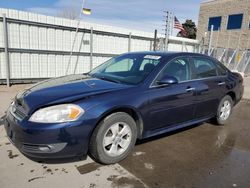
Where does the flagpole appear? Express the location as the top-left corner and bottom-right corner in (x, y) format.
(66, 0), (86, 75)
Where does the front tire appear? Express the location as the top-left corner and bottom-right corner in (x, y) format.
(215, 95), (233, 125)
(89, 112), (137, 164)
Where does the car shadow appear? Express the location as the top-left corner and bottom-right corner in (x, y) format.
(24, 154), (88, 164)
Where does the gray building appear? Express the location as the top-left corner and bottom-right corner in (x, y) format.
(197, 0), (250, 50)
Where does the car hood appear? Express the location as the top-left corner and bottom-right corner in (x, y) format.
(15, 74), (131, 114)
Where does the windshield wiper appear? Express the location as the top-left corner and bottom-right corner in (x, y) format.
(83, 73), (91, 77)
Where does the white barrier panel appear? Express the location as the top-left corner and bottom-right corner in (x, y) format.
(0, 8), (199, 82)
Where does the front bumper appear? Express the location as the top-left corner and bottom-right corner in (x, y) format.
(4, 109), (94, 159)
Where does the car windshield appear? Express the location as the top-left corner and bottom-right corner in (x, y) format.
(89, 54), (162, 85)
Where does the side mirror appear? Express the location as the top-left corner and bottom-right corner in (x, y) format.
(157, 76), (178, 86)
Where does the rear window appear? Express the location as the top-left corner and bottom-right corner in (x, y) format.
(192, 57), (218, 78)
(215, 62), (228, 76)
(139, 59), (160, 71)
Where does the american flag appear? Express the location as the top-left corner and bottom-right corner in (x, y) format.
(174, 17), (185, 32)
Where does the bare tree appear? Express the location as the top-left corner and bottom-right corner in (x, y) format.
(58, 6), (79, 20)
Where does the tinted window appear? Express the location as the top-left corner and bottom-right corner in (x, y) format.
(192, 58), (217, 78)
(208, 16), (222, 31)
(105, 59), (134, 72)
(157, 58), (190, 82)
(227, 14), (243, 30)
(215, 62), (228, 76)
(139, 59), (160, 71)
(90, 54), (162, 85)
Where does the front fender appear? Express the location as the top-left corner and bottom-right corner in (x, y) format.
(84, 103), (145, 139)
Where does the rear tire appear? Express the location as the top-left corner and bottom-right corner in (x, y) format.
(215, 95), (233, 125)
(89, 112), (137, 164)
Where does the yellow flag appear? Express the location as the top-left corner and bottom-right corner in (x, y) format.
(82, 8), (91, 15)
(236, 53), (241, 63)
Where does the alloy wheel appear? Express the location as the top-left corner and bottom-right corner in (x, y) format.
(102, 122), (132, 157)
(219, 100), (231, 121)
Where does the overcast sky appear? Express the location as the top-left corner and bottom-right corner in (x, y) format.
(0, 0), (203, 33)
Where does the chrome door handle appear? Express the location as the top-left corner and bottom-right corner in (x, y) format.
(218, 82), (225, 86)
(186, 87), (195, 92)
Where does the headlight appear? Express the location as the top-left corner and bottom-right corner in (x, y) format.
(29, 104), (84, 123)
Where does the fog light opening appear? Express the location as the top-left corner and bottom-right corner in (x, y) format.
(38, 146), (51, 152)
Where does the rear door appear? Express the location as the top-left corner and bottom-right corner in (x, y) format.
(190, 56), (226, 118)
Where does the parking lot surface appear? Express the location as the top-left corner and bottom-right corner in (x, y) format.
(0, 77), (250, 188)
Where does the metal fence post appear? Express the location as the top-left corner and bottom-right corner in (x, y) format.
(227, 50), (237, 68)
(208, 25), (214, 56)
(128, 32), (131, 52)
(73, 32), (85, 74)
(181, 41), (184, 52)
(3, 14), (10, 87)
(153, 29), (157, 51)
(243, 56), (250, 75)
(90, 27), (93, 71)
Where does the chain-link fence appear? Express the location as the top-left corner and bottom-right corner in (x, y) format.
(202, 46), (250, 76)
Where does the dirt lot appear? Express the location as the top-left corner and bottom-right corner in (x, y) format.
(0, 78), (250, 188)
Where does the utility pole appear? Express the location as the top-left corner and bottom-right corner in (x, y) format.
(153, 30), (157, 51)
(163, 11), (173, 51)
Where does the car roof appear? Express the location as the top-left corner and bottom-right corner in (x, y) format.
(125, 51), (207, 58)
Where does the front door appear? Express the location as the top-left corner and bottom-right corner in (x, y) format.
(148, 57), (197, 130)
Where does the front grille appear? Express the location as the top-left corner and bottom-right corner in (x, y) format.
(15, 107), (26, 119)
(10, 101), (28, 120)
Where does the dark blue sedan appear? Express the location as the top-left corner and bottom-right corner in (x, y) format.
(4, 52), (244, 164)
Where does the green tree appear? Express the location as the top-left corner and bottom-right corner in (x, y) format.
(177, 19), (197, 39)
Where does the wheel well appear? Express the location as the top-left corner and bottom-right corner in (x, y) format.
(99, 108), (144, 139)
(227, 91), (236, 104)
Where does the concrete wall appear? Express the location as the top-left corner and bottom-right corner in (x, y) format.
(197, 0), (250, 50)
(167, 36), (200, 52)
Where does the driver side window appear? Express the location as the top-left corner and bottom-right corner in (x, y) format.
(156, 58), (191, 83)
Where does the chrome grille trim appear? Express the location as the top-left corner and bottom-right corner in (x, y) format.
(9, 101), (28, 120)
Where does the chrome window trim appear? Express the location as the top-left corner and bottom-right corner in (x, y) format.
(149, 56), (191, 88)
(149, 55), (228, 89)
(150, 75), (227, 89)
